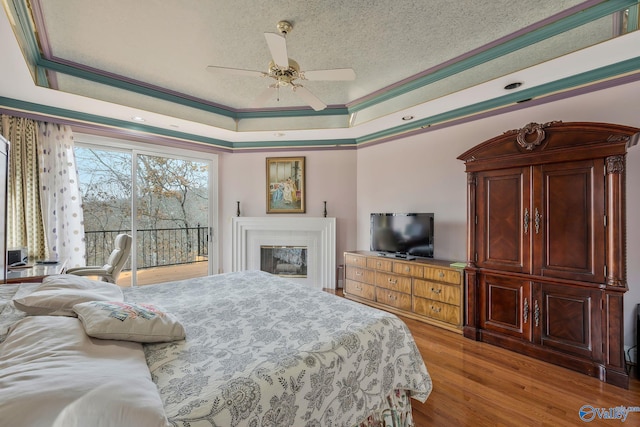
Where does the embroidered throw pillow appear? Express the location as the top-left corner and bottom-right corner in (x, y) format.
(73, 301), (186, 343)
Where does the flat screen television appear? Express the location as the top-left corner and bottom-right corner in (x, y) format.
(370, 213), (434, 259)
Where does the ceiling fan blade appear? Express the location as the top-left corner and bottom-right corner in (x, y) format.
(207, 66), (266, 78)
(264, 33), (289, 68)
(251, 85), (277, 108)
(302, 68), (356, 81)
(293, 86), (326, 111)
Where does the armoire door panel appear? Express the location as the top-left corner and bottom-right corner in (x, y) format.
(476, 168), (531, 273)
(537, 160), (605, 283)
(535, 282), (601, 361)
(480, 274), (532, 340)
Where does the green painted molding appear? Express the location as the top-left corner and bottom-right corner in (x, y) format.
(11, 0), (637, 122)
(2, 54), (639, 151)
(355, 56), (640, 146)
(349, 0), (639, 113)
(0, 96), (234, 149)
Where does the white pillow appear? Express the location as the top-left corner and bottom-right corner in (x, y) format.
(0, 316), (168, 427)
(73, 301), (186, 343)
(12, 275), (123, 316)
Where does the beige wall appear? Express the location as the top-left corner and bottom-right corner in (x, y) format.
(354, 79), (640, 350)
(218, 149), (357, 275)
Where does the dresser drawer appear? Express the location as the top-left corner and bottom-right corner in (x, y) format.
(423, 267), (462, 285)
(413, 279), (461, 305)
(413, 297), (461, 325)
(376, 288), (412, 311)
(367, 257), (393, 272)
(345, 253), (367, 268)
(345, 280), (375, 301)
(345, 266), (375, 285)
(393, 261), (423, 278)
(375, 272), (411, 294)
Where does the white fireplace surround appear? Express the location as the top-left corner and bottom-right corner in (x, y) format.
(232, 217), (336, 290)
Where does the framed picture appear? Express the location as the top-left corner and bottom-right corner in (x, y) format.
(266, 156), (305, 213)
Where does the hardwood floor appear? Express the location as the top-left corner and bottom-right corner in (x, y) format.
(402, 315), (640, 426)
(325, 288), (640, 426)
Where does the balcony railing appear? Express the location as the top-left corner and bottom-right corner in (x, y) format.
(84, 226), (208, 270)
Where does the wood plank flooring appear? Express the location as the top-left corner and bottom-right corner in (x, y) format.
(401, 315), (640, 426)
(325, 288), (640, 426)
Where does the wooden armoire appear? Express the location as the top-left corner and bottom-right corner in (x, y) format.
(458, 121), (639, 388)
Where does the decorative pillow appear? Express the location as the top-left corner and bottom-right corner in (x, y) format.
(73, 301), (186, 343)
(12, 275), (123, 316)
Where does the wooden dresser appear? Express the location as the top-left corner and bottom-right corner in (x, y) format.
(343, 251), (463, 333)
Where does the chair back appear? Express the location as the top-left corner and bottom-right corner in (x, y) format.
(102, 234), (132, 279)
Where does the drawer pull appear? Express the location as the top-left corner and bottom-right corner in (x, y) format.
(388, 294), (397, 300)
(387, 278), (398, 285)
(430, 305), (442, 313)
(355, 285), (362, 291)
(404, 266), (410, 273)
(438, 271), (445, 278)
(377, 262), (382, 267)
(355, 271), (363, 276)
(430, 287), (442, 294)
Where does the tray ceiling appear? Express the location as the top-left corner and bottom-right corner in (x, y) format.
(1, 0), (639, 148)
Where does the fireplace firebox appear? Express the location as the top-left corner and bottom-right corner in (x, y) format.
(260, 245), (307, 278)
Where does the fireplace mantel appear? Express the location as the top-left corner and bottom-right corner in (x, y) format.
(231, 217), (336, 289)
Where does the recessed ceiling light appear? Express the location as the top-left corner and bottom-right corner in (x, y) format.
(131, 116), (145, 122)
(402, 115), (414, 121)
(504, 82), (523, 90)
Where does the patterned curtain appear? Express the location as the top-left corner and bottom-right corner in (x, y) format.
(37, 122), (86, 267)
(0, 115), (46, 260)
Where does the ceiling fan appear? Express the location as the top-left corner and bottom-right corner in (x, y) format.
(206, 20), (356, 111)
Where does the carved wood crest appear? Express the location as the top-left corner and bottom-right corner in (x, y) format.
(505, 121), (560, 151)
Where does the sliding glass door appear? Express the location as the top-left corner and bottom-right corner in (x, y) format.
(74, 137), (217, 286)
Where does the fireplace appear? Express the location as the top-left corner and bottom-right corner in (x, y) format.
(261, 245), (308, 278)
(232, 217), (336, 289)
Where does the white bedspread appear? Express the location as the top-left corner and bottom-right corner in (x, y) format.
(123, 270), (432, 426)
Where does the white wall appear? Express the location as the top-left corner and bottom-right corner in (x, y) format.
(218, 149), (357, 275)
(354, 79), (640, 350)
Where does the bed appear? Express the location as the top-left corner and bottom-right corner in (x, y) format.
(0, 270), (432, 426)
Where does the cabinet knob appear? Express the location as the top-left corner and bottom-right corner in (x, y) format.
(377, 262), (382, 267)
(404, 266), (410, 273)
(438, 271), (445, 278)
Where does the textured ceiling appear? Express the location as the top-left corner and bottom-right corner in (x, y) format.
(1, 0), (639, 147)
(36, 0), (585, 109)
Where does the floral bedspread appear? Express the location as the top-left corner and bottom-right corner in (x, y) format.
(123, 270), (432, 427)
